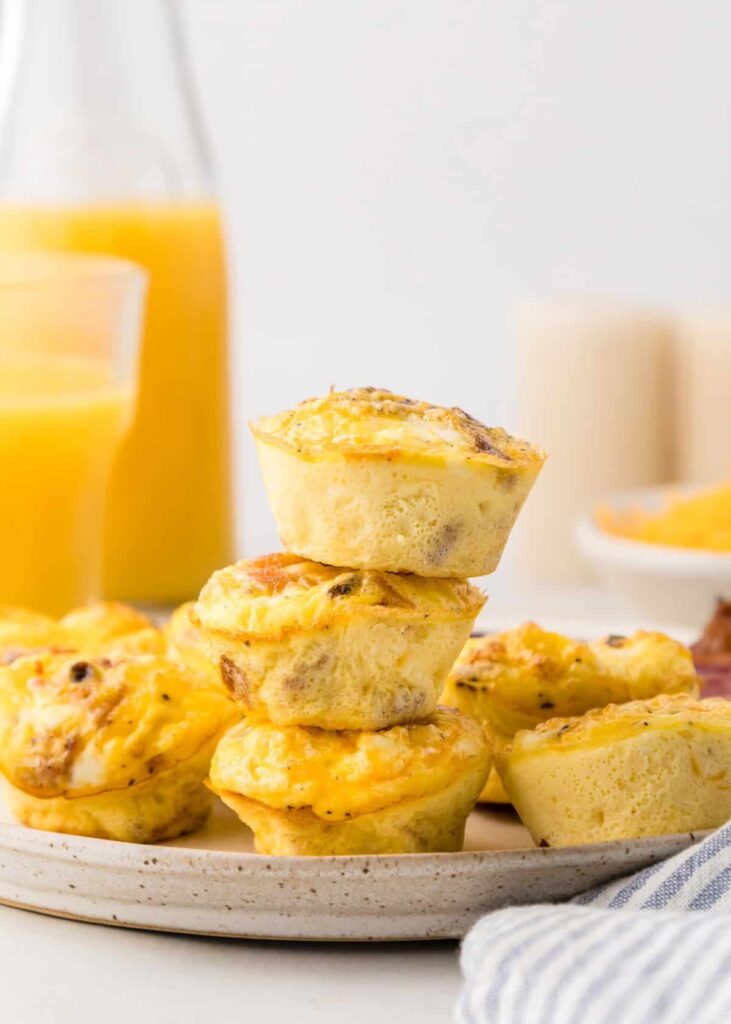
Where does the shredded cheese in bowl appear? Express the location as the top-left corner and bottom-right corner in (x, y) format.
(597, 481), (731, 553)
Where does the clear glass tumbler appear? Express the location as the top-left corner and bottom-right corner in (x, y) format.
(0, 253), (145, 615)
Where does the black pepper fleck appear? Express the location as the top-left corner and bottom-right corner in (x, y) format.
(69, 661), (93, 683)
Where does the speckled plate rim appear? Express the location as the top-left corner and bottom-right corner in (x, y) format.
(0, 814), (706, 942)
(0, 814), (706, 870)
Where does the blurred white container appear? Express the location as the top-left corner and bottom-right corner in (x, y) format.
(675, 311), (731, 484)
(515, 300), (675, 583)
(577, 486), (731, 629)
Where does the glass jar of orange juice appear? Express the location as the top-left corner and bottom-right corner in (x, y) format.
(0, 0), (234, 605)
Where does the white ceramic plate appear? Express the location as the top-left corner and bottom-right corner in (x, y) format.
(0, 791), (704, 941)
(0, 613), (706, 942)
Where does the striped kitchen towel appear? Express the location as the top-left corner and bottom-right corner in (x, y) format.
(457, 820), (731, 1024)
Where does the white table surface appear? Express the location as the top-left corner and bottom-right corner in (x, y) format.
(0, 583), (668, 1024)
(0, 903), (461, 1023)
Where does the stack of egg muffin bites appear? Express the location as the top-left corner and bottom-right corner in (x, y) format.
(3, 389), (730, 855)
(197, 387), (547, 855)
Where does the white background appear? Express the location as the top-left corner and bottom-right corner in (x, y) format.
(184, 0), (731, 561)
(1, 10), (724, 1017)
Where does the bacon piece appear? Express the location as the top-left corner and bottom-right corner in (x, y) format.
(692, 598), (731, 698)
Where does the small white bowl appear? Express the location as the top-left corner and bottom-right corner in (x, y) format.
(576, 486), (731, 629)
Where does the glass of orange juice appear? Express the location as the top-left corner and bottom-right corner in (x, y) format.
(0, 253), (145, 615)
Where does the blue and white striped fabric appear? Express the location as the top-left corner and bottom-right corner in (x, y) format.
(457, 821), (731, 1024)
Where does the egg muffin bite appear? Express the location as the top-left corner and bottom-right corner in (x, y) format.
(0, 651), (236, 842)
(442, 624), (700, 803)
(165, 602), (227, 692)
(0, 601), (164, 665)
(252, 388), (545, 578)
(59, 601), (165, 656)
(208, 707), (491, 855)
(0, 607), (58, 664)
(495, 694), (731, 848)
(194, 552), (484, 731)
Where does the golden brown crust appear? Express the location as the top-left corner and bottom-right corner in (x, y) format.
(2, 741), (217, 844)
(442, 624), (699, 737)
(195, 553), (484, 642)
(502, 693), (731, 758)
(252, 387), (546, 469)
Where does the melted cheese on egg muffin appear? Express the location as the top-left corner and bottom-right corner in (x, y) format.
(0, 651), (236, 799)
(253, 387), (543, 468)
(508, 692), (730, 756)
(495, 694), (731, 847)
(196, 552), (483, 640)
(443, 623), (699, 805)
(443, 623), (699, 739)
(210, 707), (489, 822)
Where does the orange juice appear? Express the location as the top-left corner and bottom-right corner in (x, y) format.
(0, 355), (132, 615)
(0, 202), (233, 604)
